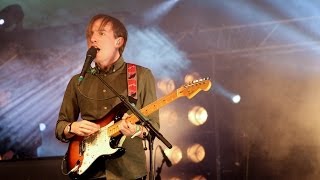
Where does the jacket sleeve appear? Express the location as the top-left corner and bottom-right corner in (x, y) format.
(55, 76), (80, 142)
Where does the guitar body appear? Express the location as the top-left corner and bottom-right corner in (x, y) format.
(66, 103), (128, 179)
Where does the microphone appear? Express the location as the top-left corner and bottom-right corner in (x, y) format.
(78, 46), (98, 85)
(159, 146), (172, 167)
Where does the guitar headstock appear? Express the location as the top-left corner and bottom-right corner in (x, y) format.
(177, 77), (212, 99)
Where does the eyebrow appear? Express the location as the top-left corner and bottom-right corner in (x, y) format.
(98, 28), (111, 32)
(91, 29), (106, 33)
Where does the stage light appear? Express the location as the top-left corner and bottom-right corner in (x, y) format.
(192, 175), (207, 180)
(213, 82), (241, 104)
(0, 4), (24, 31)
(157, 78), (175, 94)
(187, 143), (206, 163)
(39, 123), (46, 132)
(160, 109), (178, 127)
(232, 94), (241, 103)
(169, 177), (181, 180)
(166, 145), (183, 165)
(188, 106), (208, 126)
(184, 72), (201, 83)
(143, 0), (180, 25)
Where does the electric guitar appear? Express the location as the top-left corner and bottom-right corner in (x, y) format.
(65, 78), (212, 179)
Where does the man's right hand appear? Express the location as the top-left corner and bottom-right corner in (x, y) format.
(66, 120), (100, 137)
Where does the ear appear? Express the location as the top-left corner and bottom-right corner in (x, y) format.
(115, 37), (124, 48)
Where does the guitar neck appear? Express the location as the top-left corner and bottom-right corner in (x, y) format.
(108, 89), (180, 137)
(107, 78), (212, 137)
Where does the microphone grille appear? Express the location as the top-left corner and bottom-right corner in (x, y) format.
(87, 46), (98, 58)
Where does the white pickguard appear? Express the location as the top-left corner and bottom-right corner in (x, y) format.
(77, 121), (126, 175)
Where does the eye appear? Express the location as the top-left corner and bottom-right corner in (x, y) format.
(98, 31), (105, 36)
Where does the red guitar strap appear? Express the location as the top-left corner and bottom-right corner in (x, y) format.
(127, 63), (138, 105)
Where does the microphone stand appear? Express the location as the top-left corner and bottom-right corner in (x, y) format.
(155, 159), (165, 180)
(94, 74), (172, 180)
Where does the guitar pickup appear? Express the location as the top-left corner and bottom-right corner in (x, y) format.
(79, 140), (86, 156)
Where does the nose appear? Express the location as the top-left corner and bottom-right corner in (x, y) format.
(90, 33), (97, 44)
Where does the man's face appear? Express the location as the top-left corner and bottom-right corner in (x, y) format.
(88, 19), (119, 68)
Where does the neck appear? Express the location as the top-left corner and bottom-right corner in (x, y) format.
(99, 53), (121, 71)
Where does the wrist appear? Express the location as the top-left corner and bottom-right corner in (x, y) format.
(135, 124), (141, 133)
(131, 124), (142, 138)
(68, 122), (75, 134)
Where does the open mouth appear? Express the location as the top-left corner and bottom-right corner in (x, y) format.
(92, 45), (100, 52)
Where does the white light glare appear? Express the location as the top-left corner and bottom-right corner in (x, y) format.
(143, 0), (180, 24)
(39, 123), (46, 131)
(0, 19), (4, 25)
(232, 95), (241, 103)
